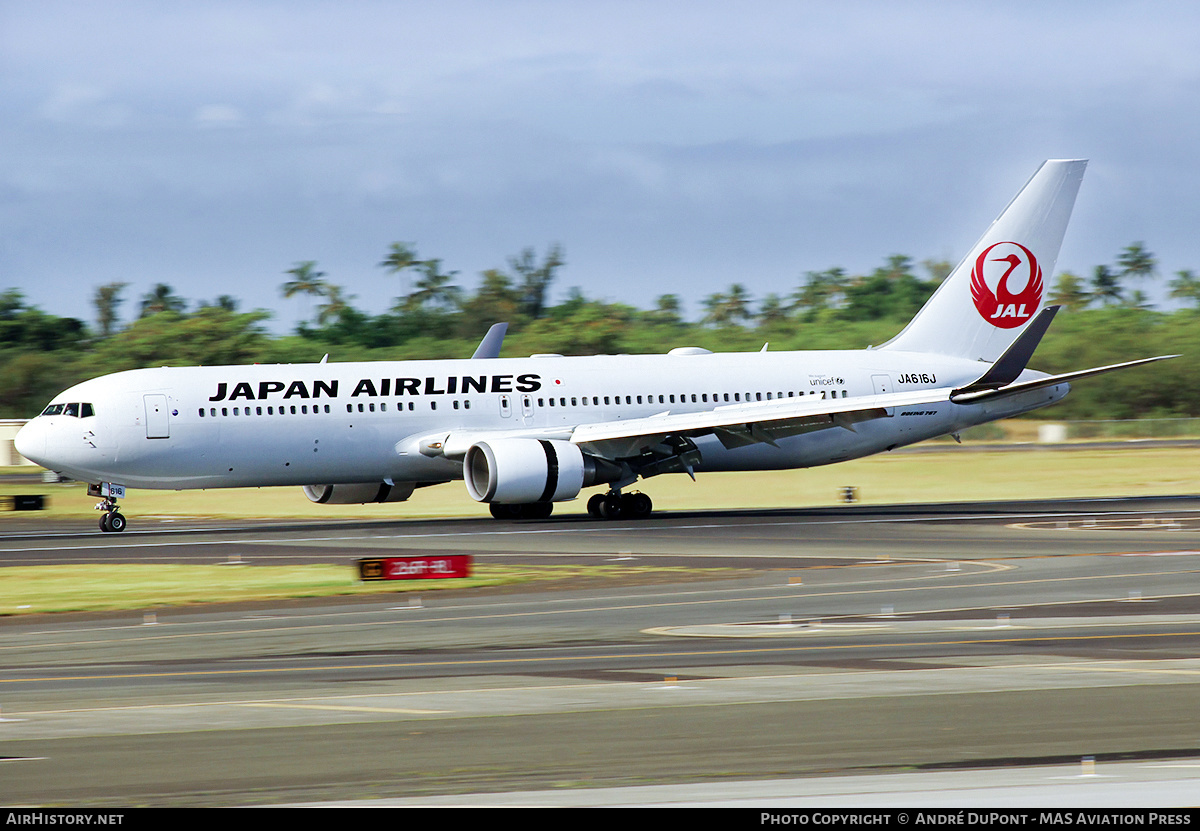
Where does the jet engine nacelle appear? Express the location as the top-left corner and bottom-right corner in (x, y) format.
(464, 438), (589, 504)
(303, 482), (416, 504)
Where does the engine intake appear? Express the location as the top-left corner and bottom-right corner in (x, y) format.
(303, 482), (416, 504)
(465, 438), (597, 504)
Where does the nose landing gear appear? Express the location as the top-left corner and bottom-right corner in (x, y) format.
(99, 506), (126, 533)
(88, 483), (128, 533)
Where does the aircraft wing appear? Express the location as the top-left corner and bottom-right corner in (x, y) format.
(427, 387), (957, 461)
(567, 387), (957, 458)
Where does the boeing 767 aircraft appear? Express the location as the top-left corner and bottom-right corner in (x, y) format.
(15, 160), (1172, 531)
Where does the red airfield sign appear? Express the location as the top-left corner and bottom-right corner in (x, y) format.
(358, 555), (472, 581)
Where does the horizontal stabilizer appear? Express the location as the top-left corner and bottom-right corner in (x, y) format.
(951, 355), (1179, 404)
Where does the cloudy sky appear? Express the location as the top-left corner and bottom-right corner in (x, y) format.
(2, 0), (1198, 331)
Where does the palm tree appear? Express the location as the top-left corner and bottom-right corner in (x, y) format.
(1048, 271), (1089, 310)
(702, 284), (753, 327)
(647, 294), (684, 326)
(281, 261), (329, 325)
(792, 267), (847, 315)
(139, 283), (186, 318)
(316, 283), (354, 326)
(1169, 269), (1200, 308)
(93, 282), (128, 337)
(1117, 242), (1156, 283)
(404, 259), (461, 313)
(508, 244), (565, 319)
(1090, 265), (1123, 306)
(378, 242), (423, 300)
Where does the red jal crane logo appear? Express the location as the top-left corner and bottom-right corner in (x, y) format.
(970, 241), (1043, 329)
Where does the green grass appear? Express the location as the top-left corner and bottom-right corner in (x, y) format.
(0, 563), (727, 615)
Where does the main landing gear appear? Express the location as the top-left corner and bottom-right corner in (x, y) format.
(88, 483), (127, 533)
(587, 490), (653, 520)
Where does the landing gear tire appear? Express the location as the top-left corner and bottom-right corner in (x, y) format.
(524, 502), (553, 520)
(589, 491), (653, 520)
(489, 502), (520, 520)
(598, 493), (623, 520)
(100, 511), (126, 533)
(587, 494), (605, 518)
(623, 492), (653, 519)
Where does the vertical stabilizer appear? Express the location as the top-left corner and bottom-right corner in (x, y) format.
(882, 159), (1086, 362)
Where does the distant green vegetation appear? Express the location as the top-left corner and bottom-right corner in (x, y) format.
(3, 241), (1197, 419)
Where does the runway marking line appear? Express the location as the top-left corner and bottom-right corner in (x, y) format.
(1057, 664), (1200, 677)
(240, 702), (447, 714)
(5, 630), (1200, 685)
(7, 657), (1200, 720)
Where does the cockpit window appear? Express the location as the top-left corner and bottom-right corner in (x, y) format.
(40, 402), (94, 417)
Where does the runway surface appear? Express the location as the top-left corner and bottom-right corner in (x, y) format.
(3, 496), (1200, 806)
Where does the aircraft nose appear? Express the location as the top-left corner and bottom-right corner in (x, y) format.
(14, 419), (46, 466)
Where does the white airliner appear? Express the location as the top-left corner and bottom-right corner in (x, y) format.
(15, 160), (1172, 531)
